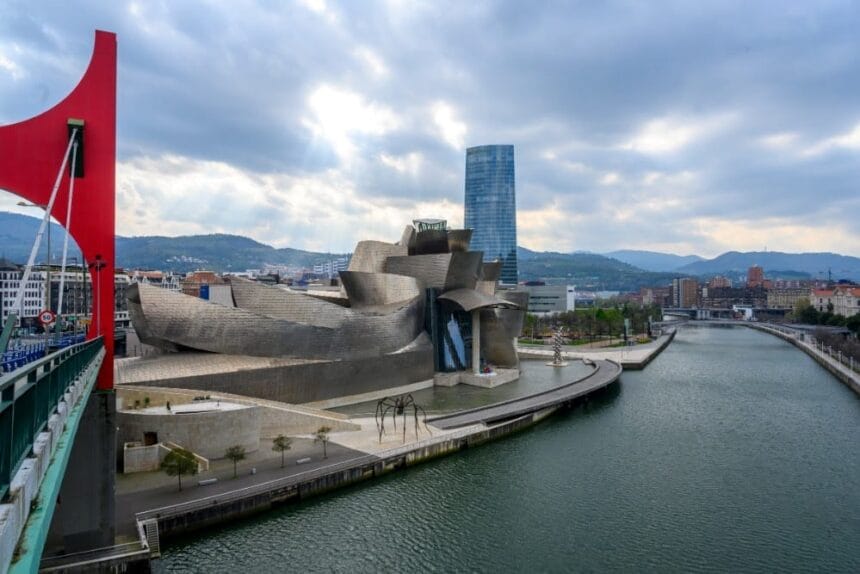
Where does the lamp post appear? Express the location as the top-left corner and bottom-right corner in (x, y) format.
(89, 255), (105, 337)
(16, 201), (51, 315)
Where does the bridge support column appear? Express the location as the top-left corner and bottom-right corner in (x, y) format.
(45, 391), (116, 554)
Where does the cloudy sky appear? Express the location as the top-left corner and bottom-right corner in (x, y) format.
(1, 0), (859, 257)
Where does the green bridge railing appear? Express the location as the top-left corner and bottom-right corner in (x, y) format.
(0, 337), (103, 501)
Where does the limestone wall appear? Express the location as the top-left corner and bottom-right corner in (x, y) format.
(118, 386), (360, 436)
(117, 405), (261, 460)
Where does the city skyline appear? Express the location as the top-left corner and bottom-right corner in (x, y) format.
(1, 1), (859, 257)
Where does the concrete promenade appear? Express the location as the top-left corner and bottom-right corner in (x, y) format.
(517, 329), (676, 369)
(430, 359), (622, 429)
(123, 358), (623, 546)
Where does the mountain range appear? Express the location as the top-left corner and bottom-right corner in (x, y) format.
(1, 211), (858, 287)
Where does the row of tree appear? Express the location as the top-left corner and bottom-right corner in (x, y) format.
(522, 303), (662, 343)
(792, 298), (860, 335)
(160, 426), (332, 491)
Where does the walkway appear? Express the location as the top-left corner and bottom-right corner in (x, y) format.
(429, 359), (622, 429)
(517, 330), (674, 369)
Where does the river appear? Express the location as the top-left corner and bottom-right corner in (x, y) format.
(161, 325), (860, 573)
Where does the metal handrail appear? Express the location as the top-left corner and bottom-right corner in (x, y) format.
(0, 337), (103, 500)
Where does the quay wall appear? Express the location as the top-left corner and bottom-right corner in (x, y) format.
(139, 396), (612, 541)
(619, 328), (676, 370)
(744, 323), (860, 396)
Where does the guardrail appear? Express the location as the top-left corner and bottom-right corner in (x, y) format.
(0, 337), (103, 500)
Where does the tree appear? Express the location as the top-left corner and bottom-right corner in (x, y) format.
(272, 434), (292, 468)
(225, 445), (246, 478)
(314, 426), (332, 459)
(160, 448), (198, 492)
(846, 314), (860, 336)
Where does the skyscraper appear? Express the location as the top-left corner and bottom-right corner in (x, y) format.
(464, 144), (518, 284)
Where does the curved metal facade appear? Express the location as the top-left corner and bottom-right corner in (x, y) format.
(125, 219), (530, 400)
(128, 283), (424, 360)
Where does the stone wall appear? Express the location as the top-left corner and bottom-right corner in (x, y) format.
(117, 386), (360, 436)
(117, 405), (261, 460)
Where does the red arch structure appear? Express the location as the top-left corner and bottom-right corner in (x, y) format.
(0, 31), (116, 390)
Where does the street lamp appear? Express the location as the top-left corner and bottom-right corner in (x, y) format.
(17, 201), (52, 314)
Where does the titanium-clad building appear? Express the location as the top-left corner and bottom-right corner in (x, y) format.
(464, 145), (518, 285)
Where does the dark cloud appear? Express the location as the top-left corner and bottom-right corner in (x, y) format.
(1, 0), (858, 255)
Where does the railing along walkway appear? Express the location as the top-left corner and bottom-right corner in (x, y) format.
(0, 338), (103, 499)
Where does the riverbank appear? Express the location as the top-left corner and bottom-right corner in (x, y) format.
(741, 322), (860, 396)
(159, 326), (860, 573)
(517, 329), (676, 369)
(132, 359), (621, 550)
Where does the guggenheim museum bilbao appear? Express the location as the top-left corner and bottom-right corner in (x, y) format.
(118, 219), (528, 404)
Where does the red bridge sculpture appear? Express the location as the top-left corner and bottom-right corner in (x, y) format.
(0, 30), (116, 390)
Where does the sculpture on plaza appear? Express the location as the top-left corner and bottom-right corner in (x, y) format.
(549, 326), (568, 367)
(375, 393), (431, 444)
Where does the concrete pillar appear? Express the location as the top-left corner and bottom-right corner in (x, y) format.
(471, 309), (481, 374)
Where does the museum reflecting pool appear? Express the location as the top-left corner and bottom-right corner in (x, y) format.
(332, 359), (595, 416)
(161, 326), (860, 573)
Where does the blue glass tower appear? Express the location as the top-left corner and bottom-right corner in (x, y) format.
(464, 145), (518, 284)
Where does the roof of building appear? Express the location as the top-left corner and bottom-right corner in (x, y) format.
(437, 288), (521, 312)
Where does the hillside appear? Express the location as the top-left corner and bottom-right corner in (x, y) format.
(517, 247), (677, 291)
(115, 234), (346, 272)
(604, 249), (703, 272)
(3, 211), (858, 285)
(0, 212), (345, 272)
(677, 251), (860, 281)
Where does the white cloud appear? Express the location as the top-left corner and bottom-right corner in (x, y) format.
(379, 152), (423, 175)
(622, 114), (736, 155)
(302, 85), (400, 162)
(0, 48), (24, 80)
(353, 46), (388, 78)
(802, 122), (860, 156)
(432, 102), (467, 150)
(114, 153), (461, 252)
(757, 132), (799, 150)
(599, 172), (621, 186)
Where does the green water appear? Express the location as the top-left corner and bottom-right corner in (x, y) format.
(161, 326), (860, 573)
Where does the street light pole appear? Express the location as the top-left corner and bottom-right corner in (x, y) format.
(17, 200), (51, 315)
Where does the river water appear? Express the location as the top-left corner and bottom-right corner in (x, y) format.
(161, 326), (860, 573)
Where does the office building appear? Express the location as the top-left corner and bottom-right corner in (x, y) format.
(672, 277), (699, 308)
(464, 145), (518, 284)
(521, 282), (575, 315)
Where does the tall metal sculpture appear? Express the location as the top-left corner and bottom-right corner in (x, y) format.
(549, 325), (568, 367)
(375, 394), (431, 443)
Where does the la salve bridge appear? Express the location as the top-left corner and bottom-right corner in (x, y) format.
(0, 31), (122, 573)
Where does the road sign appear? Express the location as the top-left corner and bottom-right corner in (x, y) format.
(38, 310), (56, 326)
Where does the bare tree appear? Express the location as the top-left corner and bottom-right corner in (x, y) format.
(314, 426), (332, 459)
(272, 434), (292, 468)
(225, 445), (246, 478)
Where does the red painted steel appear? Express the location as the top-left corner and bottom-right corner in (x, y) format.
(0, 31), (116, 389)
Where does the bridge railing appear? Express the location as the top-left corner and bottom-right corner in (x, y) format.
(0, 337), (103, 500)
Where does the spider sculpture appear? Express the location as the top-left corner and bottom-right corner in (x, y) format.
(375, 393), (431, 444)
